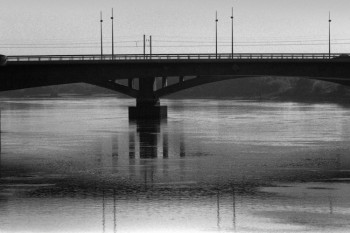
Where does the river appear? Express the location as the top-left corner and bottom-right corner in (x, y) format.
(0, 97), (350, 233)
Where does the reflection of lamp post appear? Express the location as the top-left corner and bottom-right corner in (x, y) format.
(113, 190), (117, 233)
(215, 11), (218, 59)
(328, 11), (331, 59)
(100, 11), (103, 58)
(102, 190), (105, 233)
(231, 7), (234, 58)
(111, 8), (114, 59)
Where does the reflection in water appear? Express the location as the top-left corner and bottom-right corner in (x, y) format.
(163, 131), (168, 158)
(100, 190), (119, 233)
(129, 119), (171, 159)
(0, 134), (1, 179)
(99, 186), (239, 233)
(0, 110), (1, 178)
(329, 195), (333, 215)
(217, 192), (221, 230)
(113, 190), (117, 233)
(128, 131), (135, 158)
(102, 190), (106, 233)
(180, 135), (185, 157)
(134, 120), (160, 158)
(127, 120), (171, 187)
(0, 99), (350, 232)
(233, 188), (236, 232)
(112, 135), (118, 157)
(128, 120), (168, 189)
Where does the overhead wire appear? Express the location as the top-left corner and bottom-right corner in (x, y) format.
(2, 36), (350, 49)
(2, 41), (350, 48)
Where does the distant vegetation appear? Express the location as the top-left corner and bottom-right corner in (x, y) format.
(0, 83), (119, 98)
(0, 77), (349, 103)
(170, 77), (350, 102)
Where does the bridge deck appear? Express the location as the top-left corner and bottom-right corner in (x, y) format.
(7, 53), (350, 62)
(2, 53), (350, 93)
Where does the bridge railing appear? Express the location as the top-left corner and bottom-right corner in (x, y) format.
(6, 53), (349, 62)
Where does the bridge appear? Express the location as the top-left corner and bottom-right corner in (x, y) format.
(1, 53), (350, 119)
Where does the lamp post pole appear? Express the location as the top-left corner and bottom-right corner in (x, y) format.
(143, 34), (146, 57)
(111, 8), (114, 59)
(328, 11), (331, 59)
(231, 7), (234, 58)
(216, 11), (218, 59)
(100, 11), (103, 58)
(150, 35), (152, 55)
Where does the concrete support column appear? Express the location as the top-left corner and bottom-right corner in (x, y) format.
(179, 76), (184, 83)
(136, 77), (159, 107)
(129, 77), (167, 119)
(161, 77), (167, 88)
(128, 78), (134, 89)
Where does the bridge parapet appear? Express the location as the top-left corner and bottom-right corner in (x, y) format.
(7, 53), (349, 62)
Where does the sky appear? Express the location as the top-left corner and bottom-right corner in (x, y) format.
(1, 0), (350, 55)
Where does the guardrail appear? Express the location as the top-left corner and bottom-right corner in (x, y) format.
(6, 53), (349, 62)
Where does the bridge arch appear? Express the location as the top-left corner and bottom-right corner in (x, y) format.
(1, 55), (350, 98)
(153, 75), (350, 98)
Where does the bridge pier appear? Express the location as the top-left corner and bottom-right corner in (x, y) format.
(129, 77), (167, 120)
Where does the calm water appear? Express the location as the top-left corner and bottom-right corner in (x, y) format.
(0, 98), (350, 233)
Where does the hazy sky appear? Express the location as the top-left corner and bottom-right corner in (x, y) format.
(1, 0), (350, 55)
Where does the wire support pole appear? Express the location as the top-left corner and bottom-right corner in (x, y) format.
(150, 35), (152, 56)
(100, 11), (103, 58)
(215, 11), (218, 59)
(328, 11), (331, 59)
(231, 7), (234, 58)
(111, 8), (115, 59)
(143, 34), (146, 57)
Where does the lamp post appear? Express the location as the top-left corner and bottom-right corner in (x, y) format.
(215, 11), (218, 59)
(150, 35), (152, 55)
(111, 8), (114, 59)
(100, 11), (103, 58)
(328, 11), (331, 59)
(231, 7), (234, 58)
(143, 34), (146, 56)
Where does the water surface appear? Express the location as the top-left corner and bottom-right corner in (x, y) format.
(0, 98), (350, 233)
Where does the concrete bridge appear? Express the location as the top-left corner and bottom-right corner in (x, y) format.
(1, 53), (350, 119)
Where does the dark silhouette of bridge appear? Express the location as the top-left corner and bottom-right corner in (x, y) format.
(1, 53), (350, 118)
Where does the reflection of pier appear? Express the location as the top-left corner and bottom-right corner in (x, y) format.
(98, 119), (187, 160)
(127, 119), (189, 187)
(0, 136), (1, 179)
(128, 119), (186, 159)
(136, 120), (160, 158)
(0, 110), (2, 178)
(129, 120), (169, 159)
(163, 131), (168, 158)
(98, 119), (189, 187)
(180, 134), (185, 157)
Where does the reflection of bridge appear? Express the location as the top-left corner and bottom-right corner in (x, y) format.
(1, 53), (350, 119)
